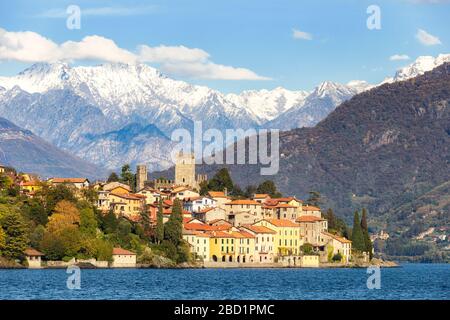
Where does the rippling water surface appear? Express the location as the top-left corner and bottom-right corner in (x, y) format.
(0, 263), (448, 300)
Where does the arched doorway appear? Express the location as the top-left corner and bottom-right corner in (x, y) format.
(222, 256), (226, 262)
(212, 255), (218, 262)
(243, 256), (246, 263)
(229, 256), (233, 262)
(237, 256), (240, 263)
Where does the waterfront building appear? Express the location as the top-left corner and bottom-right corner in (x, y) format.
(111, 248), (137, 268)
(24, 248), (44, 269)
(254, 219), (302, 256)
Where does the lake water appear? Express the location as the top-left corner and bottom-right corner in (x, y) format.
(0, 263), (448, 300)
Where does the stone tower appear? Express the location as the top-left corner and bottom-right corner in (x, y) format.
(136, 164), (148, 191)
(175, 152), (196, 188)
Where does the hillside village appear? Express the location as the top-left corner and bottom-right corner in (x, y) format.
(0, 154), (378, 269)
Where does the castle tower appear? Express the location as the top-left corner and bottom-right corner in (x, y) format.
(175, 152), (196, 188)
(136, 164), (148, 191)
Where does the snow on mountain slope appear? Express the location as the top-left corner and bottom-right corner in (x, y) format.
(226, 87), (310, 123)
(264, 81), (367, 130)
(383, 54), (450, 83)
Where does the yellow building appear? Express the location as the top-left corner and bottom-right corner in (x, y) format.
(254, 219), (302, 256)
(20, 180), (42, 194)
(232, 230), (256, 263)
(103, 182), (131, 194)
(208, 231), (235, 262)
(108, 192), (146, 220)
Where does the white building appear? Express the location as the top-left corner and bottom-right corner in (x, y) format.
(24, 248), (44, 269)
(111, 248), (137, 268)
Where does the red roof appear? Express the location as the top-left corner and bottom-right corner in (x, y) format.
(265, 219), (299, 227)
(303, 205), (321, 211)
(242, 225), (277, 234)
(51, 178), (88, 183)
(296, 215), (325, 223)
(24, 248), (43, 256)
(226, 199), (261, 205)
(112, 248), (136, 255)
(208, 191), (227, 198)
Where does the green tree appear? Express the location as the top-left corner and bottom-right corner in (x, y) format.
(301, 243), (313, 255)
(361, 208), (373, 259)
(307, 191), (321, 207)
(199, 180), (209, 196)
(256, 180), (282, 198)
(208, 168), (233, 193)
(164, 198), (183, 246)
(38, 184), (77, 215)
(325, 208), (336, 230)
(0, 227), (6, 254)
(41, 227), (82, 260)
(351, 211), (365, 252)
(22, 199), (48, 226)
(103, 210), (118, 234)
(107, 172), (119, 182)
(0, 211), (29, 259)
(29, 225), (45, 250)
(120, 164), (135, 191)
(332, 252), (343, 262)
(156, 199), (164, 244)
(80, 207), (98, 237)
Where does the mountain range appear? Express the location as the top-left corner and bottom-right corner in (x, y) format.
(0, 117), (102, 178)
(0, 54), (449, 174)
(193, 62), (450, 237)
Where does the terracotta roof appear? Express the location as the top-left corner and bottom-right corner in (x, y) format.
(271, 197), (303, 203)
(104, 182), (131, 192)
(303, 205), (321, 211)
(208, 219), (231, 225)
(197, 207), (214, 213)
(184, 223), (230, 231)
(207, 231), (235, 238)
(296, 215), (325, 223)
(208, 191), (227, 198)
(253, 193), (269, 199)
(50, 178), (88, 184)
(265, 219), (299, 228)
(322, 231), (352, 244)
(226, 199), (261, 206)
(236, 230), (256, 238)
(110, 192), (145, 201)
(242, 225), (277, 234)
(112, 248), (136, 255)
(21, 181), (40, 186)
(24, 248), (43, 256)
(263, 203), (297, 209)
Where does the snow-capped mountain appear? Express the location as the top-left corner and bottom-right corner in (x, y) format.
(0, 54), (447, 175)
(383, 54), (450, 83)
(264, 81), (368, 130)
(226, 87), (310, 124)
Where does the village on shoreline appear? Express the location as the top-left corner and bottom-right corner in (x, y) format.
(0, 153), (395, 270)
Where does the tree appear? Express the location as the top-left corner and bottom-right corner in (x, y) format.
(46, 201), (80, 234)
(41, 226), (82, 260)
(164, 199), (183, 246)
(361, 208), (373, 259)
(80, 207), (98, 237)
(0, 227), (6, 253)
(38, 184), (77, 215)
(307, 191), (321, 207)
(351, 211), (365, 252)
(107, 172), (119, 183)
(120, 164), (135, 191)
(256, 180), (282, 198)
(208, 168), (233, 193)
(29, 225), (45, 250)
(156, 199), (164, 244)
(102, 210), (118, 234)
(332, 252), (343, 262)
(199, 180), (209, 196)
(325, 208), (336, 230)
(0, 211), (29, 259)
(22, 199), (48, 226)
(81, 187), (98, 204)
(301, 243), (313, 255)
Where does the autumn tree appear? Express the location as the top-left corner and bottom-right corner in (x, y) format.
(46, 201), (80, 234)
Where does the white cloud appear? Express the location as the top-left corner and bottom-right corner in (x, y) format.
(416, 29), (442, 46)
(38, 5), (158, 18)
(389, 54), (410, 61)
(0, 28), (268, 81)
(292, 28), (312, 40)
(138, 45), (209, 63)
(160, 62), (271, 80)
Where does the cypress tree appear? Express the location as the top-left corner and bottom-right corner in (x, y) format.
(361, 208), (373, 259)
(325, 208), (336, 230)
(164, 199), (183, 246)
(351, 211), (365, 252)
(156, 199), (164, 244)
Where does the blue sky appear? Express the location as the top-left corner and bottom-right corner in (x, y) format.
(0, 0), (449, 93)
